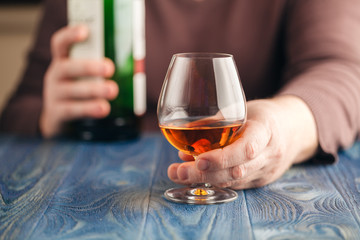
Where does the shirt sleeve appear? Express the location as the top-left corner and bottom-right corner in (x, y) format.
(278, 0), (360, 163)
(0, 0), (67, 136)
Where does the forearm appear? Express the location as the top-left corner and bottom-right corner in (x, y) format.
(281, 0), (360, 159)
(0, 0), (66, 137)
(279, 59), (360, 161)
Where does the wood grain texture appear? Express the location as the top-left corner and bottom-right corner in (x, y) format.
(246, 164), (360, 240)
(143, 138), (254, 240)
(1, 135), (360, 240)
(0, 137), (80, 240)
(28, 136), (161, 240)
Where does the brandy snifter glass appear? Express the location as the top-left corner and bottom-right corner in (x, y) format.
(157, 53), (247, 204)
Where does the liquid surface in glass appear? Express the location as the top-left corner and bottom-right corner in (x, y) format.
(160, 118), (245, 156)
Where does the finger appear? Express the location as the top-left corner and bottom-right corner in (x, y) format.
(217, 177), (266, 190)
(195, 120), (271, 171)
(168, 163), (181, 181)
(170, 154), (267, 186)
(52, 58), (115, 80)
(229, 154), (267, 181)
(55, 99), (111, 122)
(221, 158), (289, 190)
(222, 155), (268, 186)
(167, 161), (197, 185)
(228, 173), (276, 190)
(51, 25), (89, 58)
(56, 79), (118, 100)
(178, 151), (195, 162)
(168, 161), (234, 185)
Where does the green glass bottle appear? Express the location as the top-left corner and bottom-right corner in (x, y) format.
(67, 0), (146, 141)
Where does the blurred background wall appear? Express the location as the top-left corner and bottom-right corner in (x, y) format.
(0, 1), (43, 114)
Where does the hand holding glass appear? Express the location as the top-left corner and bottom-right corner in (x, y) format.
(157, 53), (247, 204)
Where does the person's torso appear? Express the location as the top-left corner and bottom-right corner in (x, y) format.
(146, 0), (288, 109)
(59, 0), (289, 130)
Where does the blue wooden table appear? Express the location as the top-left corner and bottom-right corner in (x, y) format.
(1, 133), (360, 240)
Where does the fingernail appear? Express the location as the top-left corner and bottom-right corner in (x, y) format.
(197, 159), (209, 171)
(96, 102), (109, 116)
(178, 166), (189, 181)
(97, 103), (105, 114)
(103, 63), (111, 76)
(104, 85), (112, 97)
(77, 25), (88, 40)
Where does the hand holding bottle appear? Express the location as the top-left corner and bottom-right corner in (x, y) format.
(39, 25), (119, 138)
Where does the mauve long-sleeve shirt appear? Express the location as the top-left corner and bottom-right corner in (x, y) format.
(1, 0), (360, 163)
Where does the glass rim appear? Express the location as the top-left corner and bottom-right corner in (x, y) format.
(173, 52), (233, 59)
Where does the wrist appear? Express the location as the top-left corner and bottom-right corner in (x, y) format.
(39, 110), (56, 139)
(270, 95), (318, 164)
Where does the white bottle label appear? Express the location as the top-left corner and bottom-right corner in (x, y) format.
(67, 0), (104, 61)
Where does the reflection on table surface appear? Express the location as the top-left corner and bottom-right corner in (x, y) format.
(1, 134), (360, 239)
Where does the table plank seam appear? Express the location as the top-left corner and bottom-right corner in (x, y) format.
(139, 137), (163, 240)
(243, 190), (257, 240)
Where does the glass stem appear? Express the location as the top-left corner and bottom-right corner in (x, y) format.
(189, 156), (213, 195)
(189, 183), (213, 196)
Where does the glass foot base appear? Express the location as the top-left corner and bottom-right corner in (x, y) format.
(164, 184), (238, 205)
